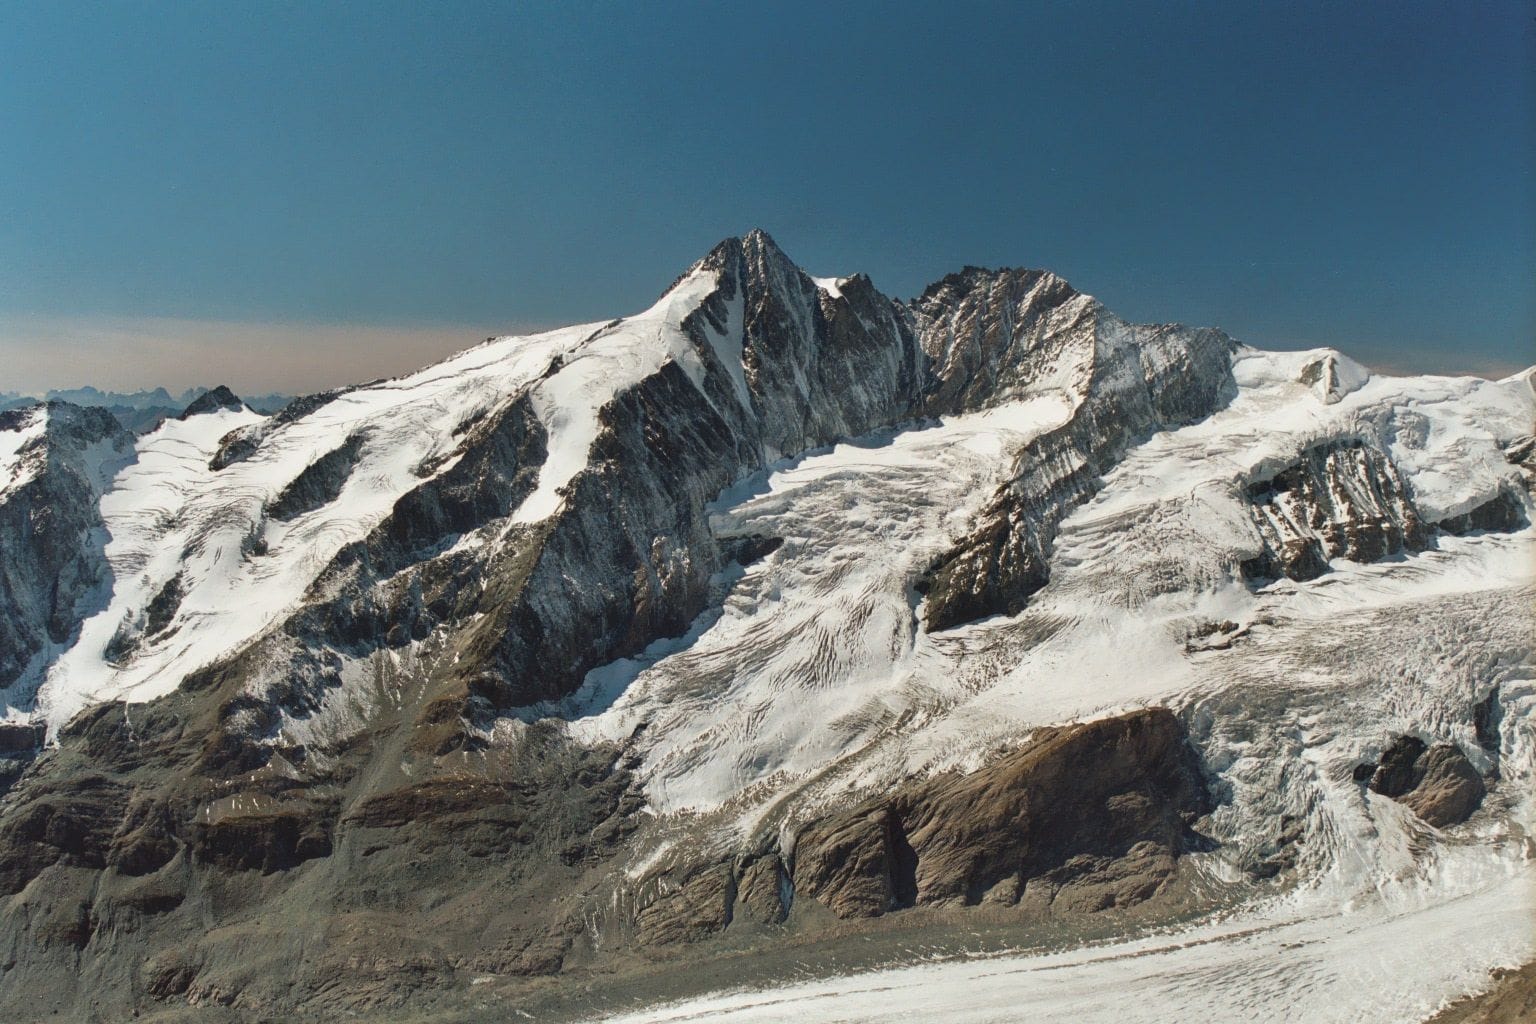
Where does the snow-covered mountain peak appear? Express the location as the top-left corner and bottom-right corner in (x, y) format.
(0, 235), (1260, 731)
(1298, 350), (1371, 403)
(0, 232), (1532, 1022)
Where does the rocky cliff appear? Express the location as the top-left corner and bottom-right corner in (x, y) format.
(0, 403), (135, 730)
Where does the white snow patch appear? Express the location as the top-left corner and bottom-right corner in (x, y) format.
(511, 269), (722, 524)
(812, 276), (845, 299)
(0, 405), (45, 496)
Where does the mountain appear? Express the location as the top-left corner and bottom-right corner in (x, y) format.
(0, 387), (295, 436)
(43, 386), (179, 411)
(0, 231), (1530, 1023)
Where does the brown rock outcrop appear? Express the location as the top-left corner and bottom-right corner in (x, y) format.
(793, 806), (918, 918)
(1365, 735), (1486, 828)
(634, 864), (738, 946)
(1242, 440), (1429, 582)
(735, 854), (791, 924)
(792, 708), (1211, 918)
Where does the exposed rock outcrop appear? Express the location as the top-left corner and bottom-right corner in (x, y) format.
(908, 266), (1088, 416)
(1434, 484), (1527, 535)
(0, 403), (135, 699)
(1297, 352), (1368, 404)
(634, 863), (737, 945)
(1362, 735), (1486, 828)
(267, 433), (368, 521)
(1504, 434), (1536, 477)
(177, 385), (246, 419)
(793, 804), (918, 918)
(917, 307), (1237, 629)
(791, 708), (1211, 918)
(1241, 440), (1429, 582)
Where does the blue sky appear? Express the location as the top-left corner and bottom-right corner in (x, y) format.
(1, 1), (1531, 392)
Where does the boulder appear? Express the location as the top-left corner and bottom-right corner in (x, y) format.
(1366, 736), (1485, 828)
(1399, 745), (1487, 829)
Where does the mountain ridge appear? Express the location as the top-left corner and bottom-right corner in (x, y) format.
(0, 231), (1530, 1022)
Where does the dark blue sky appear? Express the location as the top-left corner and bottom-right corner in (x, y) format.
(1, 1), (1532, 391)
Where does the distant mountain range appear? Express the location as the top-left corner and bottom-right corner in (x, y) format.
(0, 386), (292, 431)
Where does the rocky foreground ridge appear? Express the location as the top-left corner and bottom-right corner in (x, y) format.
(0, 232), (1530, 1021)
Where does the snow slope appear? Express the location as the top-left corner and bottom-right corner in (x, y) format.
(20, 262), (759, 730)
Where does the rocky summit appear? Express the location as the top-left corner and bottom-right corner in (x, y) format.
(0, 231), (1531, 1022)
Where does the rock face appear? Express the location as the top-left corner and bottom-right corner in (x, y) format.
(0, 403), (135, 707)
(1364, 735), (1487, 828)
(0, 700), (639, 1017)
(266, 433), (368, 521)
(916, 307), (1236, 629)
(633, 863), (737, 945)
(908, 266), (1089, 415)
(1240, 434), (1531, 582)
(1241, 440), (1429, 581)
(1504, 434), (1536, 478)
(793, 805), (919, 918)
(792, 709), (1211, 917)
(1435, 484), (1528, 536)
(620, 709), (1211, 942)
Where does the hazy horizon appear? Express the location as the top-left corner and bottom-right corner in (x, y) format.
(3, 2), (1532, 393)
(0, 271), (1530, 401)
